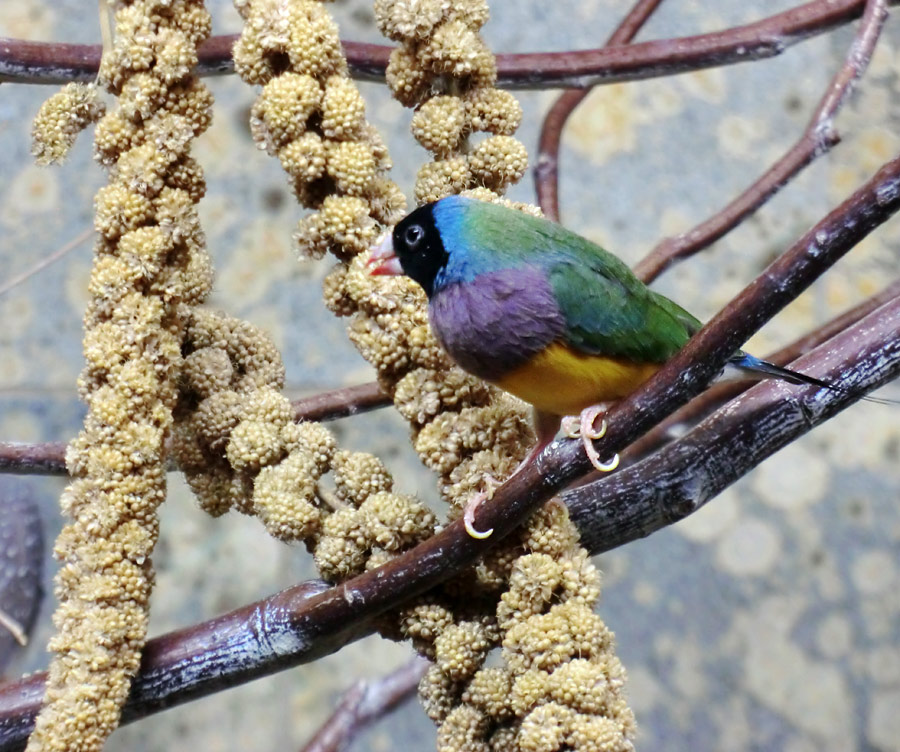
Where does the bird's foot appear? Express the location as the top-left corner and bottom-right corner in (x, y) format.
(562, 405), (620, 473)
(463, 474), (500, 540)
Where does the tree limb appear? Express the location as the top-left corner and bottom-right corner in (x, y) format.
(289, 381), (389, 423)
(568, 294), (900, 553)
(616, 278), (900, 467)
(0, 0), (889, 88)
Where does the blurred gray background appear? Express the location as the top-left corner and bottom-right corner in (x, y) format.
(1, 1), (899, 750)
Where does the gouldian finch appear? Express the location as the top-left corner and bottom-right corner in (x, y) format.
(368, 196), (847, 532)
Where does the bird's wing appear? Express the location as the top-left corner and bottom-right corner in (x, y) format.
(546, 247), (699, 364)
(457, 202), (700, 363)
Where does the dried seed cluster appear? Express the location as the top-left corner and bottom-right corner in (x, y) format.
(171, 306), (438, 575)
(234, 0), (536, 526)
(231, 4), (634, 750)
(376, 0), (527, 203)
(233, 0), (406, 260)
(31, 83), (106, 165)
(27, 2), (214, 750)
(423, 504), (635, 752)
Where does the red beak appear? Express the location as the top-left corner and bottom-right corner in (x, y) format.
(367, 233), (403, 276)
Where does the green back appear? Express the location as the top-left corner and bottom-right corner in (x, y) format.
(459, 201), (700, 363)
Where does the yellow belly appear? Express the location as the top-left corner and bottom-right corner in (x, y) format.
(494, 342), (661, 416)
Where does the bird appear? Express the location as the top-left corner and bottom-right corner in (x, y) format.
(367, 195), (886, 535)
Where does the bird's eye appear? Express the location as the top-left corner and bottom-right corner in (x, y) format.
(403, 224), (425, 251)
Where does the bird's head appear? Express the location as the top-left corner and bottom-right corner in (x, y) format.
(367, 201), (449, 298)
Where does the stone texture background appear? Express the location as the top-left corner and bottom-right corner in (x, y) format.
(1, 1), (899, 750)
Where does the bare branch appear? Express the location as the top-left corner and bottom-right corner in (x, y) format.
(299, 657), (428, 752)
(535, 0), (666, 221)
(0, 229), (92, 299)
(290, 381), (389, 423)
(632, 0), (889, 283)
(0, 0), (887, 88)
(0, 442), (68, 476)
(0, 382), (389, 476)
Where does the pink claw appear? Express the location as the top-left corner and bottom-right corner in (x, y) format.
(565, 405), (620, 473)
(463, 474), (499, 539)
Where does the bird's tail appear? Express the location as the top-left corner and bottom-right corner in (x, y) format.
(728, 353), (899, 406)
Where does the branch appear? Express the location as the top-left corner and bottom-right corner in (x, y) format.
(616, 278), (900, 466)
(0, 294), (895, 752)
(289, 381), (389, 423)
(0, 382), (389, 476)
(0, 442), (68, 476)
(0, 0), (887, 88)
(632, 0), (889, 283)
(535, 0), (666, 221)
(2, 146), (899, 752)
(567, 294), (900, 553)
(299, 657), (427, 752)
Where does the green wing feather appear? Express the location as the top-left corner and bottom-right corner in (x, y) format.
(549, 255), (697, 363)
(460, 199), (701, 363)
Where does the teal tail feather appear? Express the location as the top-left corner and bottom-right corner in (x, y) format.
(728, 353), (899, 406)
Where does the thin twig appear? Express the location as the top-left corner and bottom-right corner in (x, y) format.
(535, 0), (666, 221)
(299, 657), (428, 752)
(1, 146), (899, 752)
(0, 0), (887, 87)
(0, 229), (92, 299)
(632, 0), (889, 283)
(290, 381), (389, 423)
(0, 382), (389, 476)
(0, 612), (27, 649)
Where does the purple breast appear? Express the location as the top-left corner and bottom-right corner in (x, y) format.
(429, 267), (565, 381)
